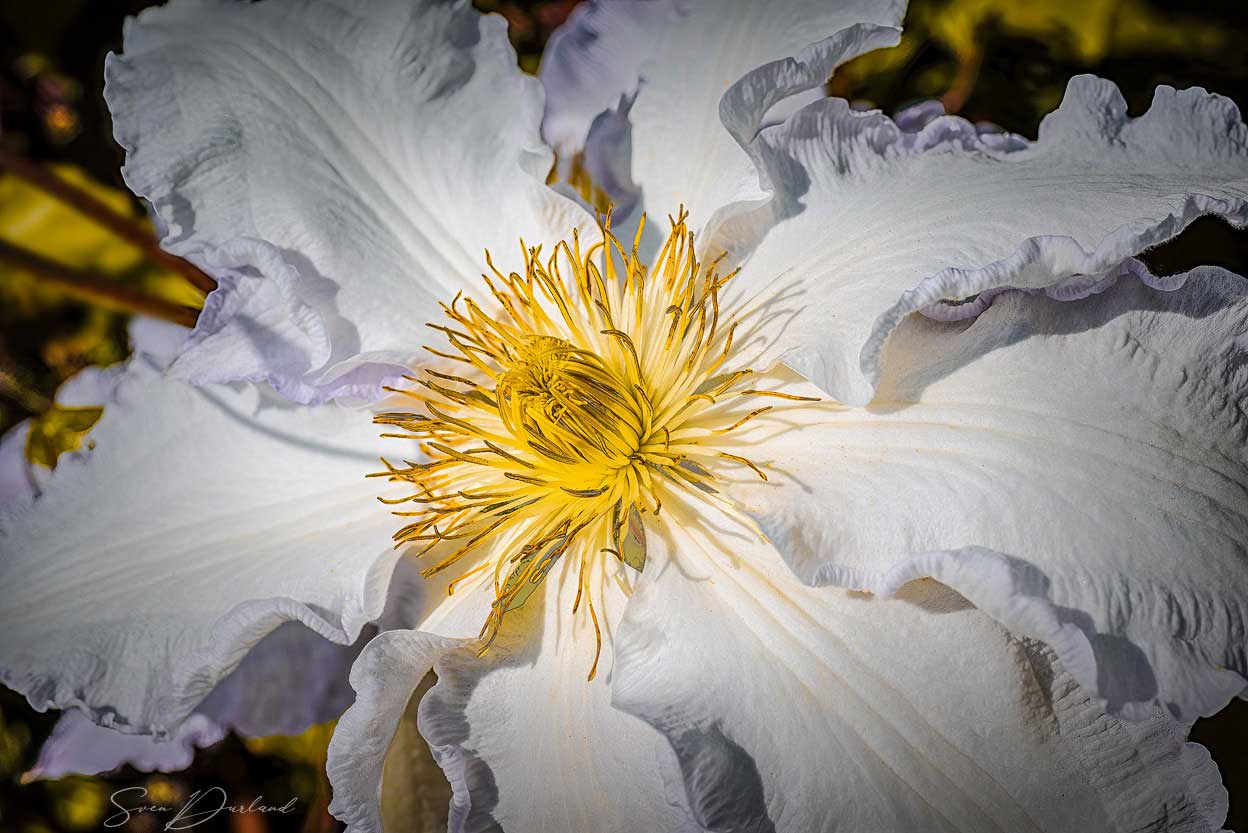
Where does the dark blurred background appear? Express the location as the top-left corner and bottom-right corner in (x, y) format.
(0, 0), (1245, 831)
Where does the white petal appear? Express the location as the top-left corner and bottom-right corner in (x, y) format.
(42, 317), (186, 414)
(1, 370), (123, 509)
(128, 316), (190, 369)
(198, 621), (363, 737)
(0, 360), (410, 734)
(890, 98), (1029, 151)
(613, 493), (1229, 833)
(323, 563), (481, 833)
(580, 101), (643, 218)
(730, 269), (1248, 722)
(330, 565), (687, 833)
(727, 76), (1248, 405)
(545, 0), (903, 230)
(539, 0), (676, 157)
(106, 0), (591, 403)
(421, 576), (686, 833)
(25, 711), (225, 780)
(52, 366), (121, 408)
(639, 4), (903, 232)
(327, 629), (460, 833)
(0, 422), (38, 506)
(27, 621), (363, 780)
(378, 670), (454, 833)
(0, 323), (188, 509)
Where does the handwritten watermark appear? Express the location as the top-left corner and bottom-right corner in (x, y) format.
(104, 786), (298, 830)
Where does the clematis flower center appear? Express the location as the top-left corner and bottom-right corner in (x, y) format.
(496, 334), (645, 476)
(371, 209), (815, 677)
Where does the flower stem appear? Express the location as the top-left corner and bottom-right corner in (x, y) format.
(0, 239), (200, 328)
(0, 148), (217, 294)
(940, 47), (983, 115)
(0, 364), (51, 414)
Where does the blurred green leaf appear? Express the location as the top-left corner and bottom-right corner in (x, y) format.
(834, 0), (1231, 115)
(0, 165), (202, 312)
(244, 721), (336, 767)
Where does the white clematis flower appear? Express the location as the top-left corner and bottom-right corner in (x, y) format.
(1, 0), (1246, 832)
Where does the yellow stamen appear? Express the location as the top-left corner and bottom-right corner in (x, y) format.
(371, 208), (817, 675)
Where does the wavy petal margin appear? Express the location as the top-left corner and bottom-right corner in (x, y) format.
(105, 0), (591, 404)
(0, 360), (405, 735)
(729, 269), (1248, 723)
(611, 495), (1231, 833)
(724, 75), (1248, 406)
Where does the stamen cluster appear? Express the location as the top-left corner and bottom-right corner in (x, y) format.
(372, 210), (811, 676)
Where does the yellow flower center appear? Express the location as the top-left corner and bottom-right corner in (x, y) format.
(371, 209), (814, 677)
